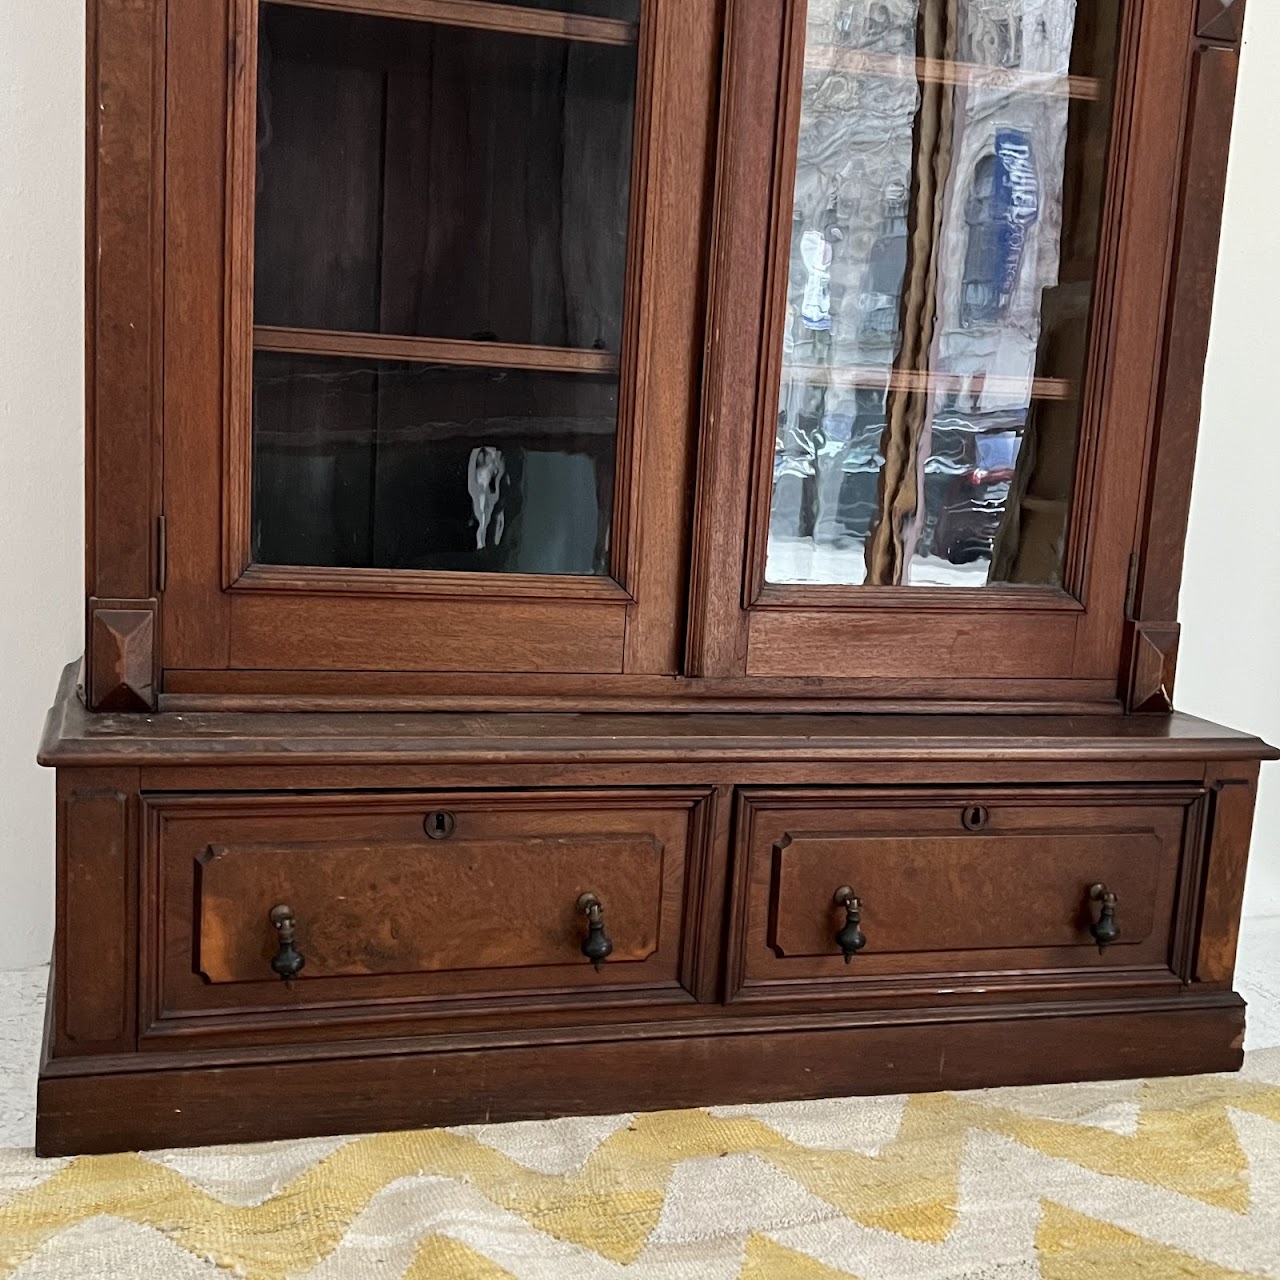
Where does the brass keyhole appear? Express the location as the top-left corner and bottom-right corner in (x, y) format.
(424, 810), (457, 840)
(962, 805), (990, 832)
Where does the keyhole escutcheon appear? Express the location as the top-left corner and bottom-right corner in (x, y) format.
(424, 810), (457, 840)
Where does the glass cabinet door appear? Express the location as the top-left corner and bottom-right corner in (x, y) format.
(693, 0), (1188, 695)
(766, 0), (1121, 591)
(162, 0), (716, 687)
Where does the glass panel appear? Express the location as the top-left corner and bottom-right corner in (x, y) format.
(249, 2), (638, 578)
(255, 5), (637, 349)
(253, 353), (617, 575)
(766, 0), (1123, 589)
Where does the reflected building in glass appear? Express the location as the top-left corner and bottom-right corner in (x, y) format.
(767, 0), (1119, 589)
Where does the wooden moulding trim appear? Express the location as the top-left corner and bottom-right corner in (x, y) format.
(40, 734), (1279, 774)
(1133, 44), (1242, 631)
(154, 693), (1126, 717)
(87, 0), (165, 602)
(86, 599), (159, 712)
(1123, 619), (1181, 714)
(740, 0), (809, 622)
(149, 668), (1121, 701)
(752, 582), (1084, 614)
(40, 990), (1246, 1078)
(224, 0), (259, 589)
(59, 787), (133, 1049)
(805, 48), (1103, 102)
(1054, 0), (1147, 607)
(231, 563), (634, 602)
(266, 0), (638, 45)
(35, 1000), (1246, 1154)
(1197, 0), (1245, 45)
(1196, 773), (1258, 983)
(253, 326), (622, 375)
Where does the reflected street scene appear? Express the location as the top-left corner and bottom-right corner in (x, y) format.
(766, 0), (1121, 588)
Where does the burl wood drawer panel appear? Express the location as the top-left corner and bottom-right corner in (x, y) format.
(145, 789), (711, 1036)
(727, 787), (1207, 1003)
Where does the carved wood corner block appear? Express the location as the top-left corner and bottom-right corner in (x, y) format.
(88, 598), (158, 712)
(1124, 620), (1181, 714)
(1198, 0), (1245, 45)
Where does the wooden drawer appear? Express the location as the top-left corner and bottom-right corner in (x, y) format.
(146, 790), (711, 1036)
(728, 788), (1205, 1002)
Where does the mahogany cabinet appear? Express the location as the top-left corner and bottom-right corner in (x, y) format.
(38, 0), (1274, 1154)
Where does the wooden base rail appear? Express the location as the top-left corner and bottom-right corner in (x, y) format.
(37, 998), (1245, 1155)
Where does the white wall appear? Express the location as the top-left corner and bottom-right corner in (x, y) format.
(0, 1), (86, 970)
(1180, 0), (1280, 918)
(0, 4), (1277, 969)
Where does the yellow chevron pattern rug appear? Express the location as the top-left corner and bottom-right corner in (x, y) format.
(2, 1050), (1279, 1279)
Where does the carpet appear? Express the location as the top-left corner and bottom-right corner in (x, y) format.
(2, 1050), (1279, 1279)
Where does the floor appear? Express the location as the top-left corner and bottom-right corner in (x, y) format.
(1, 917), (1277, 1152)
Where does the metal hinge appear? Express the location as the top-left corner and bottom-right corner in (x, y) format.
(156, 514), (168, 594)
(1123, 551), (1139, 620)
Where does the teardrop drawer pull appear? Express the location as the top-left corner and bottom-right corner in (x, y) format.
(269, 904), (305, 984)
(833, 886), (867, 963)
(577, 893), (614, 970)
(1089, 883), (1120, 953)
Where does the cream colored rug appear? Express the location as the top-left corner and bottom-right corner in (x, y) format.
(2, 1050), (1279, 1279)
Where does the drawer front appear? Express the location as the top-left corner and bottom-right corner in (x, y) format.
(729, 788), (1204, 1001)
(149, 790), (710, 1031)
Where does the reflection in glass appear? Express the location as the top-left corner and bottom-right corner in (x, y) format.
(252, 354), (617, 575)
(766, 0), (1122, 589)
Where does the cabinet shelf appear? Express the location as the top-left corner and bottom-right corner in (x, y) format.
(268, 0), (638, 46)
(254, 326), (621, 376)
(805, 47), (1102, 102)
(782, 365), (1076, 403)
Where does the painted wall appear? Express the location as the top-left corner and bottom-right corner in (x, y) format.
(1176, 0), (1280, 917)
(0, 0), (86, 970)
(0, 3), (1277, 969)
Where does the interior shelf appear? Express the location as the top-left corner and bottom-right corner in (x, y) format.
(805, 46), (1102, 103)
(254, 326), (621, 375)
(266, 0), (639, 46)
(781, 365), (1077, 402)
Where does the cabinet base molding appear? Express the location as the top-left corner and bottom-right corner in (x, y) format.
(36, 997), (1244, 1157)
(38, 665), (1275, 1155)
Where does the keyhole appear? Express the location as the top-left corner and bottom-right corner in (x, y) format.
(961, 805), (989, 832)
(424, 810), (457, 840)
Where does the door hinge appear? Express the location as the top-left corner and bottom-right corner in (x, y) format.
(156, 514), (168, 594)
(1123, 550), (1139, 621)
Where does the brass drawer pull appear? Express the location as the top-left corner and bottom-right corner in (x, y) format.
(833, 886), (867, 963)
(269, 904), (305, 984)
(1089, 883), (1120, 953)
(577, 893), (614, 970)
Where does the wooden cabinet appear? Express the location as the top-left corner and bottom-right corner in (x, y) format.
(41, 0), (1273, 1153)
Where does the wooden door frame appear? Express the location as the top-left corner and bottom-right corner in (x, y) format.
(156, 0), (719, 688)
(685, 0), (1239, 709)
